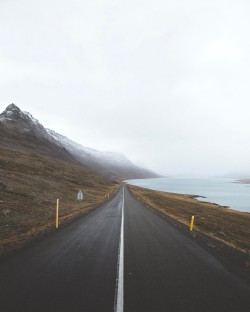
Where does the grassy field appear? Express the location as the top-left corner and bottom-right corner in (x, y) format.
(0, 147), (120, 254)
(128, 185), (250, 254)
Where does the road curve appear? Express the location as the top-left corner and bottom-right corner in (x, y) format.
(0, 185), (249, 312)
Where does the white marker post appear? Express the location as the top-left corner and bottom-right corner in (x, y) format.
(77, 190), (84, 201)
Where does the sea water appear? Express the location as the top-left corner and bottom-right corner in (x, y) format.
(126, 178), (250, 213)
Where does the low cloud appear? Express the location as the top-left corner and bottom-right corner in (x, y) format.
(1, 0), (250, 177)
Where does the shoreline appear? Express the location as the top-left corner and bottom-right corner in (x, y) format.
(127, 177), (250, 213)
(127, 184), (250, 255)
(127, 184), (250, 284)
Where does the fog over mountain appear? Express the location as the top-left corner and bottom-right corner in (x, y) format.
(0, 104), (159, 180)
(1, 0), (250, 177)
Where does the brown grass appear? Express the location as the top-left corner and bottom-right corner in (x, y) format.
(0, 147), (120, 253)
(128, 185), (250, 254)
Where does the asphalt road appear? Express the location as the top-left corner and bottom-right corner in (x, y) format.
(123, 187), (250, 312)
(0, 185), (249, 312)
(0, 188), (123, 312)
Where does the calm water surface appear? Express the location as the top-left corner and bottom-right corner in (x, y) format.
(126, 178), (250, 213)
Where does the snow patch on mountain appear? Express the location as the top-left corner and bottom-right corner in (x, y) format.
(0, 104), (49, 136)
(0, 103), (160, 179)
(0, 104), (131, 166)
(46, 129), (133, 167)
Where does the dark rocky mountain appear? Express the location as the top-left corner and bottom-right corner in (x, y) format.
(0, 104), (160, 181)
(0, 104), (73, 161)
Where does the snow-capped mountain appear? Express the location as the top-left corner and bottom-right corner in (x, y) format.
(0, 104), (159, 180)
(0, 104), (73, 161)
(47, 129), (130, 164)
(0, 104), (48, 137)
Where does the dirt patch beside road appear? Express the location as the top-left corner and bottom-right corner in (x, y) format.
(128, 185), (250, 254)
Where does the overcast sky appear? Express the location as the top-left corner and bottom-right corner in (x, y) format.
(1, 0), (250, 177)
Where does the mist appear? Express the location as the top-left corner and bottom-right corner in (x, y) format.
(1, 0), (250, 177)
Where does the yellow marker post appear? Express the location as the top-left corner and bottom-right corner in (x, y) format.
(56, 199), (59, 229)
(190, 215), (195, 231)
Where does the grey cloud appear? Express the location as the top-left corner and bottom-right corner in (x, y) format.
(1, 0), (250, 177)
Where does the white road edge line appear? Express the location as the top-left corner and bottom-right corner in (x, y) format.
(114, 186), (124, 312)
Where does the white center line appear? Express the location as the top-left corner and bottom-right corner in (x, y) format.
(114, 186), (124, 312)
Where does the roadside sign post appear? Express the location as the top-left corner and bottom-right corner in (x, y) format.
(77, 190), (84, 201)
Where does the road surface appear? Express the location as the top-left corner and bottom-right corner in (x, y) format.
(0, 186), (249, 312)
